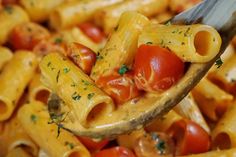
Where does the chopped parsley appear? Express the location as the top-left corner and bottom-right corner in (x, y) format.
(156, 140), (166, 155)
(65, 141), (75, 149)
(71, 82), (77, 87)
(118, 64), (129, 75)
(47, 62), (51, 67)
(164, 20), (171, 26)
(30, 114), (37, 124)
(82, 79), (91, 86)
(87, 93), (95, 100)
(56, 70), (61, 82)
(4, 6), (13, 14)
(54, 38), (63, 44)
(96, 52), (104, 60)
(71, 92), (81, 101)
(63, 67), (70, 74)
(215, 57), (223, 68)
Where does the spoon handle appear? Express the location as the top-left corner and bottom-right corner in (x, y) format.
(171, 0), (236, 49)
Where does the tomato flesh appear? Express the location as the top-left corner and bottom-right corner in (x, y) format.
(134, 44), (185, 92)
(167, 119), (211, 155)
(77, 136), (109, 150)
(94, 146), (136, 157)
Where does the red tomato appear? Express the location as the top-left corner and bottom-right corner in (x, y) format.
(10, 22), (50, 50)
(66, 43), (96, 75)
(2, 0), (18, 5)
(78, 22), (105, 43)
(134, 44), (185, 92)
(134, 132), (175, 157)
(94, 146), (136, 157)
(96, 71), (141, 105)
(167, 119), (210, 156)
(77, 136), (109, 150)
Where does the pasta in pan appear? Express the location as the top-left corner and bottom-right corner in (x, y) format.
(0, 0), (235, 157)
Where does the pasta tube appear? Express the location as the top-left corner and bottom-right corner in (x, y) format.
(138, 24), (222, 62)
(28, 73), (50, 104)
(95, 0), (168, 34)
(19, 0), (65, 22)
(39, 53), (114, 127)
(180, 148), (236, 157)
(174, 93), (210, 133)
(0, 51), (38, 121)
(18, 101), (91, 157)
(212, 101), (236, 149)
(192, 78), (233, 121)
(6, 147), (32, 157)
(50, 0), (123, 30)
(91, 11), (149, 81)
(208, 52), (236, 95)
(0, 46), (13, 70)
(0, 115), (38, 157)
(0, 5), (29, 44)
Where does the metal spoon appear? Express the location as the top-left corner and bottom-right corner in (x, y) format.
(48, 0), (236, 139)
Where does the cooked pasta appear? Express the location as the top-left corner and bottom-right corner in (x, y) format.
(0, 51), (38, 121)
(94, 0), (168, 34)
(39, 53), (114, 126)
(50, 0), (123, 30)
(138, 24), (222, 62)
(91, 11), (149, 81)
(0, 46), (13, 70)
(0, 5), (29, 44)
(18, 101), (91, 157)
(6, 147), (32, 157)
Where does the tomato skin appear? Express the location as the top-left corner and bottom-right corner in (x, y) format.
(167, 119), (210, 156)
(10, 22), (50, 50)
(78, 22), (105, 43)
(2, 0), (18, 5)
(66, 43), (96, 75)
(94, 146), (136, 157)
(96, 71), (141, 105)
(134, 44), (185, 92)
(77, 136), (109, 150)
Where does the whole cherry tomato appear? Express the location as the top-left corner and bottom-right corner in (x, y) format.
(78, 22), (105, 43)
(10, 22), (50, 50)
(96, 70), (141, 105)
(167, 119), (211, 156)
(94, 146), (136, 157)
(66, 42), (96, 75)
(77, 136), (109, 150)
(134, 44), (184, 92)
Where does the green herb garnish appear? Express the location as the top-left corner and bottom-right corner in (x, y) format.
(4, 6), (13, 14)
(87, 93), (95, 100)
(71, 92), (81, 101)
(215, 57), (223, 68)
(65, 141), (75, 149)
(54, 38), (63, 44)
(30, 114), (37, 124)
(156, 140), (166, 155)
(63, 67), (70, 74)
(56, 70), (61, 82)
(118, 64), (129, 75)
(146, 41), (153, 45)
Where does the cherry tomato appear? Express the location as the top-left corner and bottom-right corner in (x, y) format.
(2, 0), (18, 5)
(78, 22), (105, 43)
(134, 44), (184, 92)
(134, 132), (175, 157)
(94, 146), (136, 157)
(77, 136), (109, 150)
(10, 22), (50, 50)
(96, 71), (141, 105)
(169, 0), (201, 13)
(167, 119), (210, 156)
(66, 43), (96, 75)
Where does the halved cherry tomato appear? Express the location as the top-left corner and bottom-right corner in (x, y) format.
(94, 146), (136, 157)
(66, 43), (96, 75)
(134, 132), (175, 157)
(2, 0), (18, 5)
(77, 136), (109, 150)
(78, 22), (105, 43)
(96, 71), (141, 105)
(10, 22), (50, 50)
(134, 44), (185, 92)
(167, 119), (210, 156)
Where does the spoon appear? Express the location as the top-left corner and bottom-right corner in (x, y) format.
(48, 0), (236, 139)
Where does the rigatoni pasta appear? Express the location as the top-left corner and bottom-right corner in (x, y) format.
(0, 46), (13, 70)
(18, 101), (91, 157)
(0, 51), (38, 121)
(6, 147), (32, 157)
(91, 11), (149, 81)
(138, 24), (222, 62)
(0, 5), (29, 44)
(39, 53), (114, 127)
(94, 0), (168, 34)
